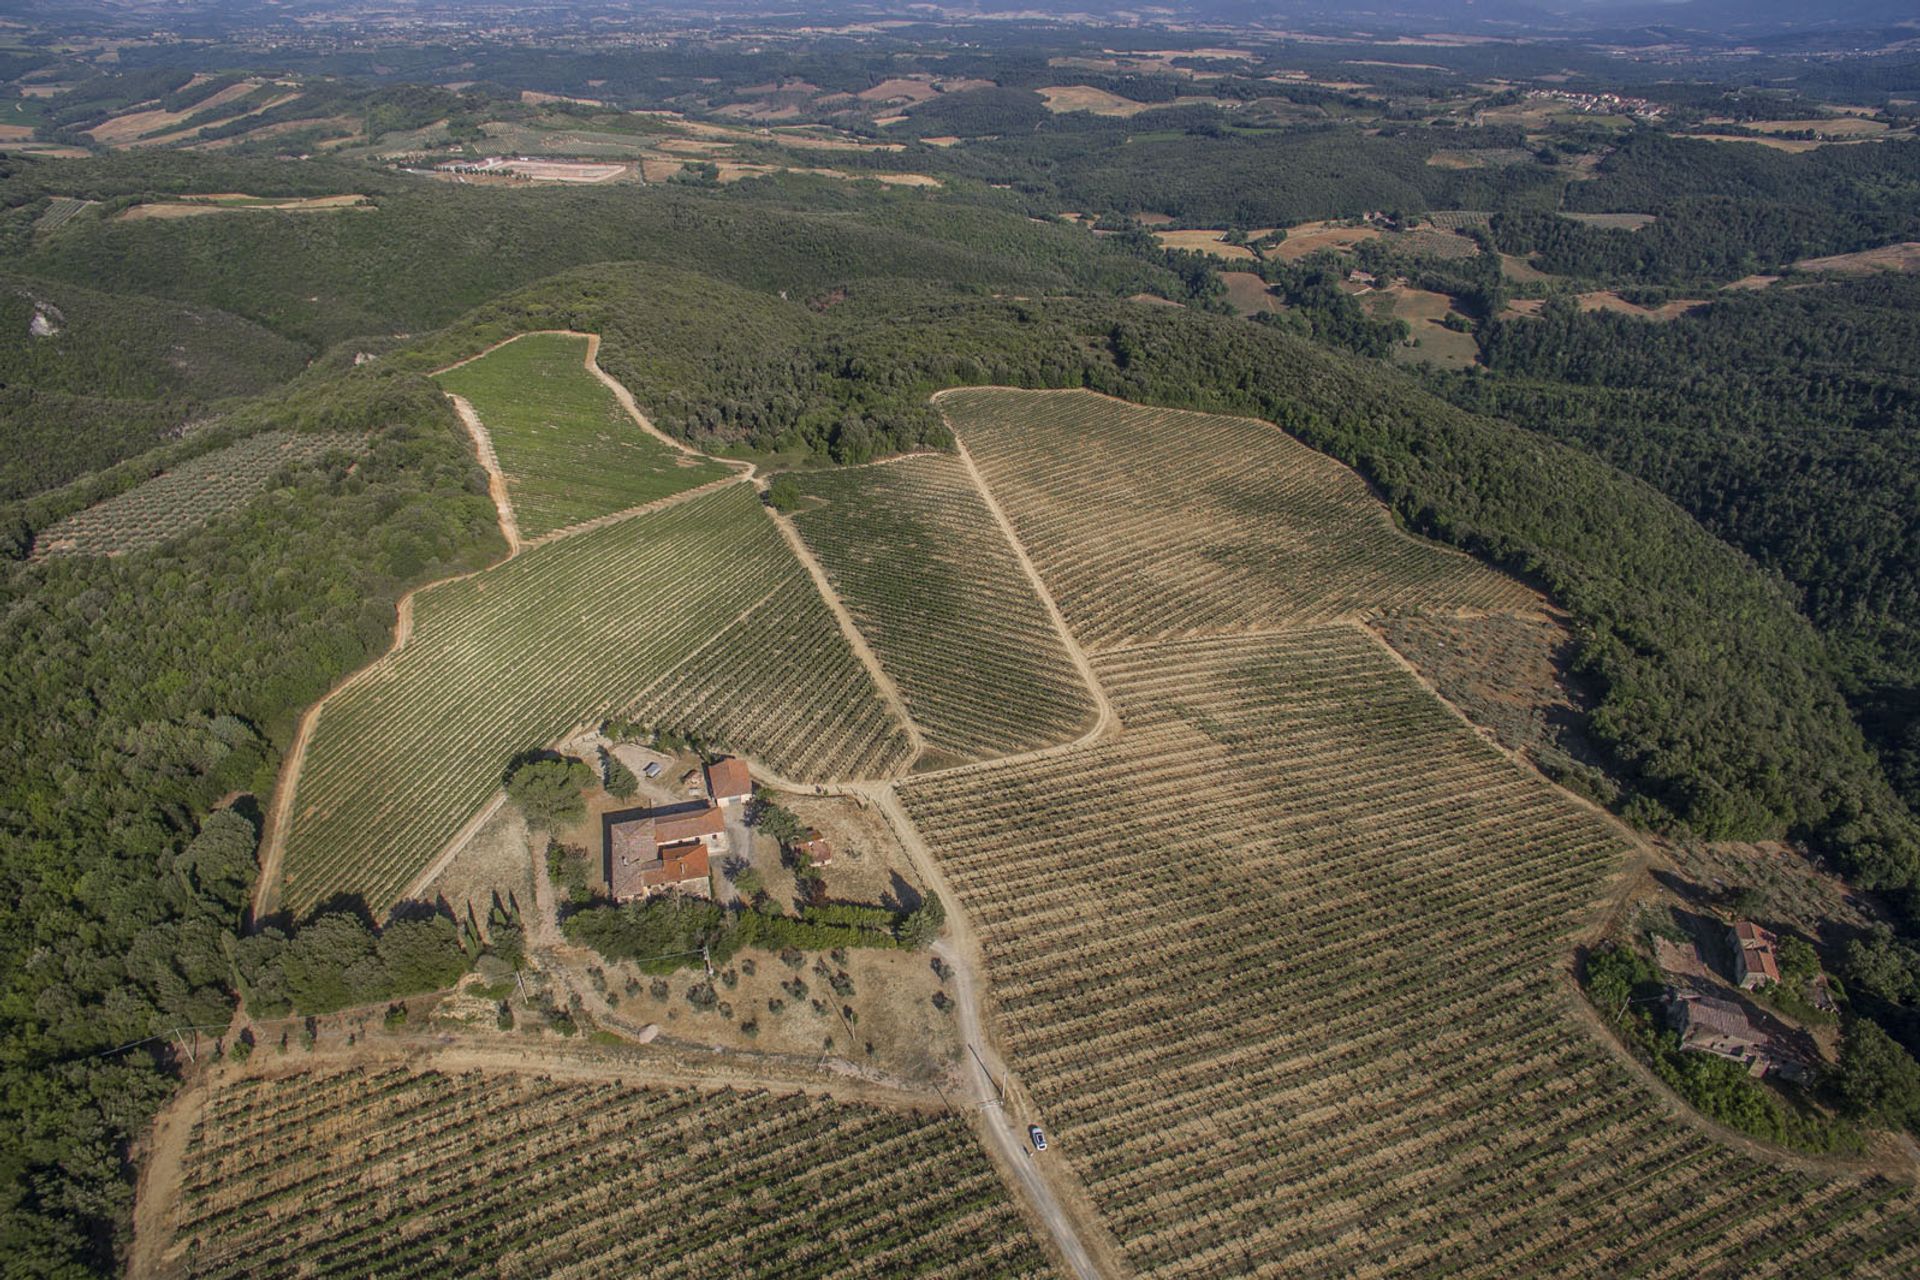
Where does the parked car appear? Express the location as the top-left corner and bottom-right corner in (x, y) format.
(1028, 1125), (1047, 1152)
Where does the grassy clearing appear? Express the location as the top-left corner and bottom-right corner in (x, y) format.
(788, 454), (1096, 762)
(939, 388), (1532, 650)
(33, 431), (364, 558)
(435, 333), (727, 540)
(901, 627), (1920, 1276)
(280, 484), (912, 915)
(164, 1068), (1056, 1279)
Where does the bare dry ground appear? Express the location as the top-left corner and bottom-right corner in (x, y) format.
(1793, 242), (1920, 275)
(1268, 219), (1383, 260)
(1563, 211), (1658, 231)
(1220, 270), (1280, 314)
(1377, 283), (1481, 368)
(116, 193), (371, 220)
(1150, 228), (1260, 260)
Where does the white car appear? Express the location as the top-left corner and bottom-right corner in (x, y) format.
(1028, 1125), (1047, 1152)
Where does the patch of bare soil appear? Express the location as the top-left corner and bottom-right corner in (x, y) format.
(1793, 242), (1920, 275)
(419, 804), (535, 938)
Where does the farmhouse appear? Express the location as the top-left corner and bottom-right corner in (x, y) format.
(1730, 921), (1781, 989)
(707, 756), (752, 807)
(795, 829), (833, 867)
(1664, 989), (1769, 1074)
(606, 803), (727, 901)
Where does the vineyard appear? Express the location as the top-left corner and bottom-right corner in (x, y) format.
(938, 388), (1534, 649)
(434, 333), (727, 539)
(279, 484), (913, 915)
(160, 1067), (1056, 1279)
(898, 627), (1920, 1277)
(34, 430), (363, 558)
(788, 455), (1096, 761)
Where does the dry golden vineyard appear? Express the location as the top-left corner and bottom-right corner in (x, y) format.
(788, 453), (1097, 763)
(277, 483), (912, 915)
(935, 388), (1535, 646)
(158, 1068), (1056, 1279)
(899, 629), (1920, 1276)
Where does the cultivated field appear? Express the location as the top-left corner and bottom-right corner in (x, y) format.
(1377, 284), (1480, 369)
(435, 333), (727, 539)
(899, 628), (1920, 1277)
(1792, 242), (1920, 276)
(279, 484), (913, 915)
(34, 431), (363, 558)
(1150, 229), (1260, 261)
(938, 388), (1533, 648)
(160, 1067), (1055, 1279)
(788, 454), (1097, 762)
(116, 194), (370, 220)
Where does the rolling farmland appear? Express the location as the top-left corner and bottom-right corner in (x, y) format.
(899, 628), (1920, 1276)
(161, 1067), (1057, 1280)
(34, 430), (363, 558)
(434, 333), (728, 539)
(788, 454), (1096, 762)
(938, 388), (1533, 648)
(279, 483), (912, 915)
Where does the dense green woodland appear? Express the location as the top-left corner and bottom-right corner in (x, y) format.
(3, 138), (1920, 1275)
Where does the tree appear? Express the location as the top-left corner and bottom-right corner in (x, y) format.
(1837, 1018), (1920, 1130)
(1843, 927), (1919, 1004)
(175, 808), (259, 923)
(765, 474), (802, 512)
(749, 794), (804, 845)
(505, 755), (595, 829)
(897, 892), (946, 950)
(602, 748), (639, 801)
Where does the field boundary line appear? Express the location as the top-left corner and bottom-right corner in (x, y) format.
(933, 383), (1515, 583)
(861, 783), (1130, 1280)
(930, 401), (1116, 752)
(252, 473), (749, 925)
(759, 491), (927, 769)
(445, 391), (522, 554)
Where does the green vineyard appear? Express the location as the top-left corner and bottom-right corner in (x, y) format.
(33, 430), (363, 558)
(938, 388), (1536, 649)
(789, 454), (1096, 762)
(900, 628), (1920, 1277)
(279, 483), (913, 915)
(165, 1068), (1058, 1279)
(435, 332), (728, 539)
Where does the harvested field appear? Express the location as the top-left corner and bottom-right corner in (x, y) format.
(84, 80), (259, 144)
(788, 454), (1097, 763)
(1219, 270), (1280, 315)
(117, 194), (370, 220)
(1268, 219), (1381, 261)
(1577, 290), (1709, 321)
(1426, 147), (1534, 168)
(1562, 211), (1657, 231)
(1499, 251), (1555, 282)
(1378, 284), (1480, 369)
(1792, 242), (1920, 275)
(1150, 229), (1259, 261)
(1732, 117), (1892, 137)
(1038, 85), (1160, 116)
(435, 332), (727, 539)
(279, 484), (914, 915)
(34, 431), (363, 559)
(160, 1068), (1054, 1279)
(938, 388), (1532, 649)
(898, 627), (1920, 1277)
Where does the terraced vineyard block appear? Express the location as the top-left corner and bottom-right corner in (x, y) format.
(34, 430), (363, 558)
(435, 332), (728, 539)
(167, 1068), (1058, 1279)
(280, 484), (913, 914)
(939, 387), (1535, 649)
(790, 453), (1096, 763)
(899, 628), (1920, 1277)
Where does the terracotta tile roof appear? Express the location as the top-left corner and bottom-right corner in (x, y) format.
(1731, 921), (1782, 984)
(642, 841), (709, 888)
(707, 756), (752, 801)
(653, 804), (725, 845)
